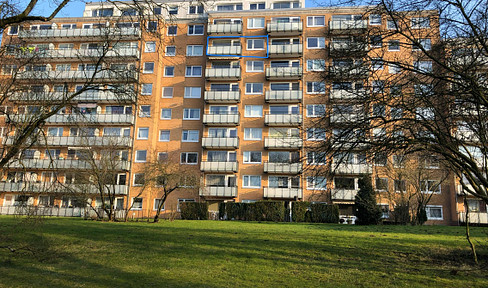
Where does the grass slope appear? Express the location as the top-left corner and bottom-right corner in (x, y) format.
(0, 217), (487, 288)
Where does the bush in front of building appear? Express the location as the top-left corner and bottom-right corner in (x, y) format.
(310, 203), (340, 223)
(180, 202), (209, 220)
(354, 175), (383, 225)
(292, 201), (310, 222)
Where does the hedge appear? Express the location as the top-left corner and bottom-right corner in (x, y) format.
(180, 202), (209, 220)
(292, 201), (310, 222)
(310, 203), (339, 223)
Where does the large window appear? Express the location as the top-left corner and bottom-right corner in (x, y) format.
(161, 108), (172, 120)
(306, 104), (325, 117)
(135, 150), (147, 162)
(245, 83), (263, 94)
(243, 151), (262, 164)
(180, 152), (198, 164)
(137, 128), (149, 140)
(184, 87), (201, 98)
(244, 128), (262, 140)
(307, 176), (327, 190)
(162, 87), (173, 98)
(159, 130), (170, 142)
(188, 25), (204, 35)
(307, 59), (325, 71)
(246, 61), (264, 72)
(182, 130), (199, 142)
(247, 39), (265, 50)
(244, 105), (263, 117)
(183, 109), (200, 120)
(185, 66), (202, 77)
(141, 84), (152, 95)
(187, 45), (203, 56)
(307, 37), (325, 49)
(306, 81), (325, 94)
(307, 16), (325, 27)
(248, 18), (265, 29)
(425, 205), (443, 220)
(243, 175), (261, 188)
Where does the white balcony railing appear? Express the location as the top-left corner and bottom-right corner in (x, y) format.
(329, 20), (368, 31)
(331, 189), (357, 201)
(18, 27), (141, 39)
(10, 91), (135, 103)
(458, 212), (488, 224)
(334, 164), (371, 174)
(264, 114), (302, 126)
(329, 89), (365, 100)
(0, 182), (128, 195)
(204, 91), (240, 103)
(200, 161), (238, 172)
(264, 162), (302, 174)
(7, 159), (130, 170)
(329, 42), (367, 53)
(265, 90), (302, 102)
(205, 68), (241, 79)
(199, 186), (237, 197)
(202, 137), (239, 149)
(264, 187), (302, 199)
(17, 47), (140, 60)
(264, 137), (303, 149)
(268, 44), (302, 56)
(267, 22), (303, 34)
(266, 66), (302, 79)
(207, 46), (242, 56)
(17, 70), (138, 82)
(5, 136), (132, 147)
(11, 114), (135, 125)
(208, 23), (242, 34)
(203, 113), (239, 125)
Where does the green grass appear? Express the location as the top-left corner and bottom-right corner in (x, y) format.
(0, 217), (487, 288)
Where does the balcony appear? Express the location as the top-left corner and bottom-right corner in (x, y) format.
(264, 162), (302, 174)
(327, 66), (369, 79)
(199, 186), (237, 197)
(264, 137), (303, 149)
(264, 187), (302, 199)
(328, 20), (368, 33)
(204, 90), (240, 103)
(268, 44), (302, 58)
(264, 113), (302, 126)
(16, 47), (140, 61)
(17, 70), (138, 82)
(11, 113), (135, 125)
(4, 136), (133, 148)
(203, 113), (240, 126)
(458, 212), (488, 224)
(207, 45), (242, 57)
(7, 159), (130, 171)
(265, 90), (302, 103)
(0, 182), (128, 195)
(266, 66), (302, 80)
(330, 113), (364, 124)
(267, 22), (303, 35)
(331, 189), (357, 201)
(329, 89), (365, 100)
(207, 23), (242, 34)
(205, 68), (241, 80)
(202, 137), (239, 149)
(333, 164), (371, 174)
(200, 161), (238, 173)
(329, 42), (367, 56)
(18, 27), (141, 41)
(10, 91), (135, 103)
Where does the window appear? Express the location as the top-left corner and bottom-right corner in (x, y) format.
(389, 64), (401, 74)
(307, 37), (325, 49)
(158, 152), (168, 162)
(393, 155), (405, 168)
(307, 128), (326, 140)
(141, 84), (153, 95)
(165, 46), (176, 56)
(245, 83), (263, 94)
(273, 2), (300, 9)
(388, 40), (400, 51)
(8, 25), (19, 35)
(187, 45), (203, 56)
(307, 59), (326, 71)
(416, 107), (435, 120)
(167, 26), (177, 36)
(181, 152), (198, 164)
(185, 66), (202, 77)
(183, 108), (200, 120)
(372, 58), (384, 70)
(188, 5), (204, 14)
(244, 105), (263, 117)
(161, 109), (172, 120)
(306, 81), (325, 94)
(92, 8), (114, 17)
(182, 130), (199, 142)
(244, 128), (262, 140)
(370, 35), (382, 48)
(184, 87), (201, 98)
(154, 199), (165, 211)
(307, 16), (325, 27)
(369, 14), (382, 25)
(425, 205), (443, 220)
(139, 105), (151, 117)
(250, 3), (265, 9)
(246, 61), (264, 72)
(372, 80), (385, 93)
(414, 61), (433, 73)
(248, 18), (265, 29)
(162, 87), (173, 98)
(243, 175), (261, 188)
(411, 17), (430, 28)
(164, 66), (175, 77)
(243, 152), (262, 164)
(307, 177), (327, 190)
(135, 150), (147, 162)
(373, 104), (386, 117)
(375, 178), (388, 191)
(147, 21), (158, 32)
(421, 180), (441, 194)
(132, 197), (143, 209)
(159, 130), (170, 142)
(416, 38), (431, 51)
(217, 4), (243, 11)
(188, 25), (204, 35)
(306, 104), (325, 117)
(168, 6), (178, 15)
(47, 127), (63, 137)
(247, 39), (265, 50)
(391, 107), (403, 119)
(307, 151), (327, 165)
(387, 20), (398, 30)
(153, 6), (162, 15)
(143, 62), (154, 73)
(137, 128), (149, 140)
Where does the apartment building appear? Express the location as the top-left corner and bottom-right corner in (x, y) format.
(0, 0), (480, 225)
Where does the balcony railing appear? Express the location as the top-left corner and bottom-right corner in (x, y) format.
(329, 20), (368, 32)
(10, 91), (135, 103)
(207, 23), (242, 34)
(264, 187), (302, 199)
(331, 189), (357, 201)
(266, 66), (302, 79)
(16, 47), (140, 60)
(330, 113), (365, 124)
(11, 113), (135, 125)
(18, 27), (141, 40)
(458, 212), (488, 224)
(267, 22), (303, 35)
(200, 161), (238, 172)
(329, 89), (365, 100)
(268, 44), (302, 57)
(203, 113), (240, 126)
(5, 136), (132, 147)
(265, 90), (302, 102)
(199, 186), (237, 197)
(264, 162), (302, 174)
(202, 137), (239, 149)
(264, 113), (302, 126)
(333, 164), (371, 174)
(327, 66), (369, 79)
(17, 70), (138, 82)
(7, 159), (130, 170)
(207, 45), (242, 56)
(0, 182), (128, 195)
(329, 42), (367, 55)
(205, 68), (241, 80)
(264, 137), (303, 149)
(204, 90), (240, 103)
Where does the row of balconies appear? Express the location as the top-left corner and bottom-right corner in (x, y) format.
(18, 27), (141, 41)
(4, 136), (133, 148)
(205, 90), (303, 103)
(16, 70), (138, 82)
(207, 44), (302, 58)
(199, 161), (302, 174)
(0, 182), (128, 195)
(11, 113), (135, 125)
(205, 66), (302, 80)
(16, 47), (140, 61)
(201, 136), (302, 149)
(9, 91), (135, 104)
(202, 113), (302, 126)
(7, 159), (130, 171)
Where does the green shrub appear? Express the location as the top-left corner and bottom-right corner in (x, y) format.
(225, 202), (246, 220)
(220, 201), (285, 222)
(180, 202), (208, 220)
(354, 175), (382, 225)
(310, 203), (339, 223)
(292, 202), (310, 222)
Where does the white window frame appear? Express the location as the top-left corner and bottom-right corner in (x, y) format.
(307, 128), (326, 140)
(307, 176), (327, 190)
(143, 62), (154, 74)
(141, 84), (153, 95)
(153, 199), (166, 211)
(307, 16), (325, 27)
(139, 105), (151, 117)
(182, 130), (199, 142)
(180, 152), (198, 165)
(162, 87), (173, 98)
(425, 205), (443, 220)
(188, 25), (204, 35)
(247, 39), (265, 50)
(184, 87), (201, 98)
(306, 104), (325, 117)
(306, 81), (325, 94)
(186, 45), (203, 56)
(165, 46), (176, 56)
(164, 66), (175, 77)
(369, 14), (382, 25)
(135, 150), (147, 163)
(161, 108), (172, 120)
(145, 41), (156, 52)
(245, 83), (263, 95)
(167, 25), (177, 36)
(388, 40), (400, 51)
(137, 127), (149, 140)
(242, 175), (261, 188)
(243, 151), (262, 164)
(246, 61), (264, 72)
(307, 59), (326, 71)
(185, 66), (202, 77)
(244, 105), (263, 117)
(159, 130), (170, 142)
(183, 108), (201, 120)
(244, 128), (262, 140)
(131, 197), (143, 209)
(306, 37), (325, 49)
(247, 18), (265, 29)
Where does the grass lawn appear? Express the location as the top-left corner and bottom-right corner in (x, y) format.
(0, 217), (487, 288)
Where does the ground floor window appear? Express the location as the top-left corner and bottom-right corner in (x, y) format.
(425, 205), (443, 220)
